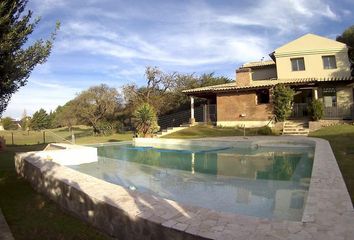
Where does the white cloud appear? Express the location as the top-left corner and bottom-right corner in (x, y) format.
(3, 79), (81, 118)
(51, 0), (341, 70)
(216, 0), (339, 34)
(29, 0), (67, 15)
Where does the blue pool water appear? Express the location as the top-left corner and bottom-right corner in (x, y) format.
(69, 142), (314, 221)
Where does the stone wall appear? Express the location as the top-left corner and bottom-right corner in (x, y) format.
(216, 92), (272, 122)
(15, 152), (205, 240)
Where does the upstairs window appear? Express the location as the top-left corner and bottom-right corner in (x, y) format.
(256, 89), (270, 104)
(291, 58), (305, 71)
(322, 55), (337, 69)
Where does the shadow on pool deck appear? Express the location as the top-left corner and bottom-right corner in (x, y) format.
(0, 208), (14, 240)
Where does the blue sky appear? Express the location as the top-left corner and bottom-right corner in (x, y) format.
(4, 0), (354, 118)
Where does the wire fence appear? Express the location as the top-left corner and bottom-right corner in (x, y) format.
(0, 130), (74, 145)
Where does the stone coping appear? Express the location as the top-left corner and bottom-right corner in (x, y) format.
(15, 137), (354, 240)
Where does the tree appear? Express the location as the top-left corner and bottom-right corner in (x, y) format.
(73, 84), (122, 134)
(133, 103), (159, 137)
(337, 25), (354, 75)
(123, 67), (233, 117)
(199, 72), (232, 87)
(0, 0), (60, 116)
(47, 110), (56, 129)
(30, 108), (50, 130)
(20, 109), (29, 130)
(123, 66), (176, 115)
(272, 84), (295, 122)
(54, 102), (77, 131)
(337, 25), (354, 49)
(1, 116), (18, 130)
(20, 116), (30, 130)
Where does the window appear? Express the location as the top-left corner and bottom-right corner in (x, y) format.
(291, 58), (305, 71)
(256, 89), (270, 104)
(322, 55), (337, 69)
(322, 87), (337, 107)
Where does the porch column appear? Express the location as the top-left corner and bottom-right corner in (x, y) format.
(313, 88), (318, 100)
(190, 96), (195, 124)
(206, 99), (211, 123)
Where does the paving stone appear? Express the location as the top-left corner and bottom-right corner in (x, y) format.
(162, 219), (177, 228)
(173, 222), (189, 231)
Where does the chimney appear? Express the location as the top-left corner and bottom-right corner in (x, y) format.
(236, 67), (252, 87)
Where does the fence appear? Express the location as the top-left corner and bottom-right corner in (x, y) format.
(291, 103), (354, 120)
(0, 130), (74, 145)
(323, 103), (354, 120)
(158, 104), (216, 130)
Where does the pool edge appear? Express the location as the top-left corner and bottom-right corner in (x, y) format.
(15, 136), (354, 240)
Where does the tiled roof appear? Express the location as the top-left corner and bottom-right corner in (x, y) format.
(183, 76), (353, 94)
(242, 60), (275, 68)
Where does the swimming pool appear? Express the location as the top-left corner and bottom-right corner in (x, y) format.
(69, 141), (314, 221)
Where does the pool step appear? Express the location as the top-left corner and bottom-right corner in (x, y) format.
(157, 122), (204, 137)
(156, 126), (188, 137)
(282, 121), (309, 136)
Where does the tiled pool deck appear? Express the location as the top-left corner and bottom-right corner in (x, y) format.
(15, 137), (354, 240)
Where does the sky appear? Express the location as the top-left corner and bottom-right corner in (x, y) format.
(3, 0), (354, 119)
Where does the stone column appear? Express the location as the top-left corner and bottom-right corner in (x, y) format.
(206, 99), (211, 123)
(313, 88), (318, 100)
(190, 96), (195, 124)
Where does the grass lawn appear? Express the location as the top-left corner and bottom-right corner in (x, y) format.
(309, 124), (354, 203)
(163, 125), (274, 139)
(0, 145), (112, 240)
(0, 126), (133, 239)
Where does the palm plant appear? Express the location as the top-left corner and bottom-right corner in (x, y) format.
(133, 103), (159, 137)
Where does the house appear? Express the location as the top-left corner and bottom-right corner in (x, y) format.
(183, 33), (354, 127)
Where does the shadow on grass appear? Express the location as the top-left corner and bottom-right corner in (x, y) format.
(107, 139), (125, 142)
(0, 145), (112, 240)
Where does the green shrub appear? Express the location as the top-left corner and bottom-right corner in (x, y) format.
(96, 120), (114, 136)
(113, 121), (124, 133)
(308, 99), (324, 121)
(257, 126), (273, 135)
(272, 84), (295, 122)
